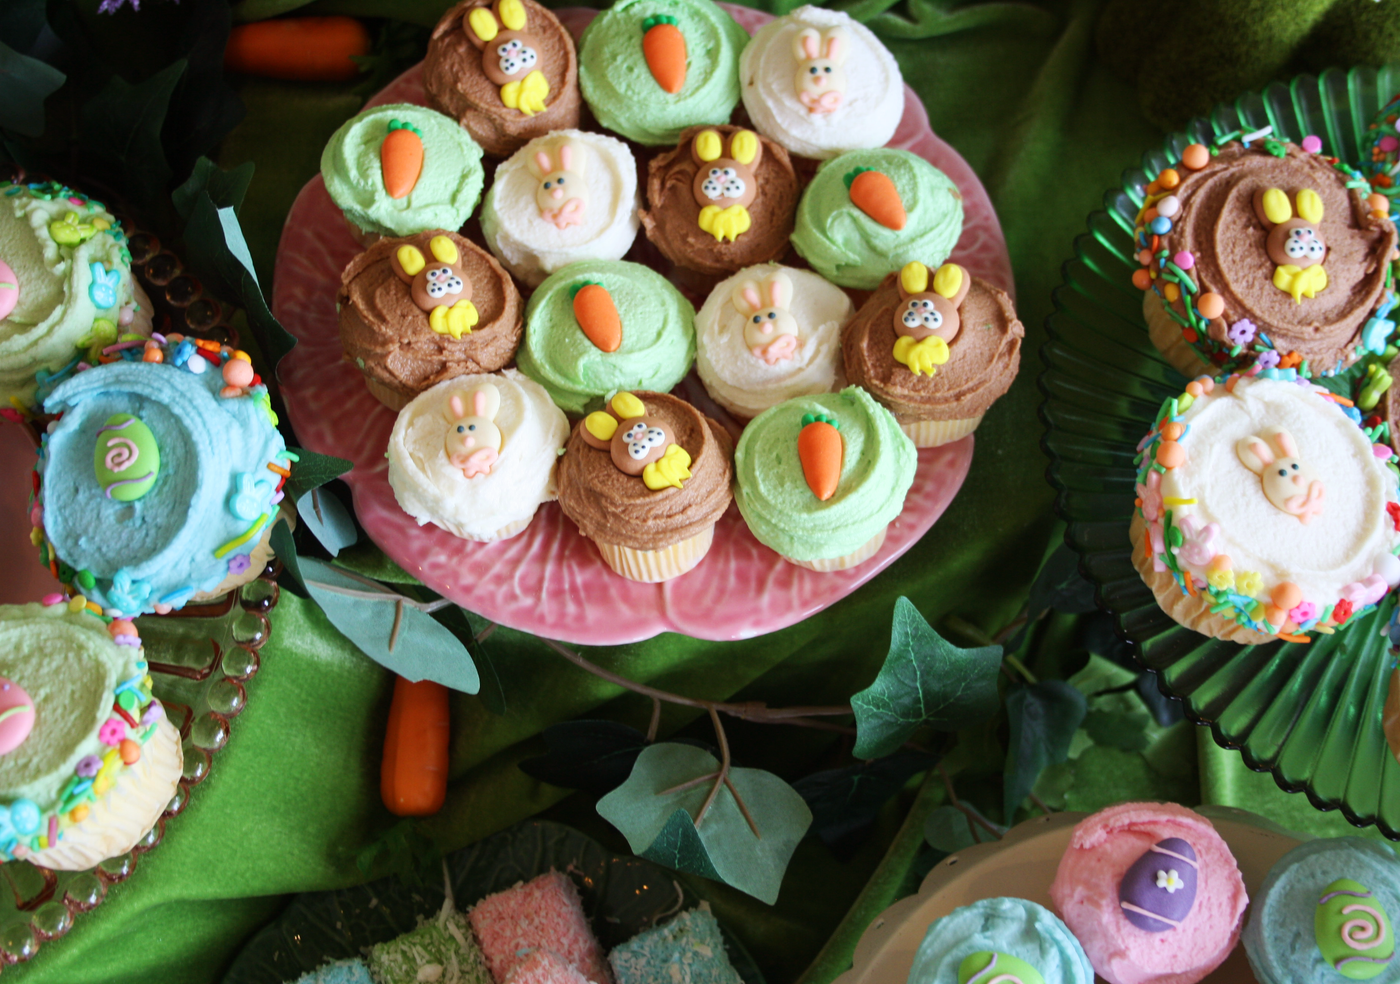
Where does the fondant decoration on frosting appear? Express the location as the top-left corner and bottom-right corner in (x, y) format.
(846, 168), (905, 230)
(1235, 428), (1326, 523)
(641, 15), (686, 94)
(390, 235), (479, 340)
(892, 261), (969, 376)
(732, 270), (799, 364)
(691, 128), (761, 243)
(1253, 187), (1329, 303)
(957, 951), (1045, 984)
(443, 383), (503, 479)
(1316, 878), (1395, 980)
(792, 26), (847, 115)
(93, 413), (159, 502)
(571, 281), (621, 353)
(0, 259), (18, 320)
(527, 138), (588, 230)
(0, 679), (35, 756)
(797, 412), (842, 501)
(380, 119), (425, 200)
(89, 263), (119, 309)
(1118, 837), (1199, 932)
(219, 352), (256, 399)
(581, 391), (692, 491)
(464, 0), (550, 117)
(48, 211), (102, 247)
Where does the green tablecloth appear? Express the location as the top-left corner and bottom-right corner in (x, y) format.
(9, 2), (1393, 982)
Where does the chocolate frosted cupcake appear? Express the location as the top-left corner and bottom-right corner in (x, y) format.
(640, 124), (800, 279)
(337, 230), (523, 410)
(843, 261), (1023, 446)
(557, 390), (732, 582)
(423, 0), (581, 158)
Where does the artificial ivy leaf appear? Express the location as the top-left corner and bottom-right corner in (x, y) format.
(0, 41), (64, 138)
(299, 557), (479, 694)
(0, 1), (47, 52)
(851, 597), (1002, 759)
(1135, 672), (1185, 728)
(284, 448), (353, 504)
(433, 605), (503, 715)
(597, 743), (812, 905)
(269, 516), (305, 596)
(520, 721), (650, 796)
(1084, 708), (1152, 752)
(1002, 680), (1086, 819)
(923, 805), (977, 854)
(173, 156), (254, 219)
(78, 59), (186, 209)
(296, 485), (357, 557)
(793, 749), (936, 850)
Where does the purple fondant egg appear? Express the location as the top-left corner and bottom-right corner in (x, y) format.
(1118, 837), (1198, 932)
(0, 678), (35, 755)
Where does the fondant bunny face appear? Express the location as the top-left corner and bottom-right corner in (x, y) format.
(443, 383), (503, 479)
(732, 271), (799, 365)
(390, 235), (479, 340)
(1253, 187), (1329, 302)
(579, 392), (693, 491)
(1236, 427), (1326, 523)
(691, 129), (761, 211)
(894, 261), (970, 343)
(464, 0), (550, 115)
(526, 139), (588, 230)
(792, 27), (848, 115)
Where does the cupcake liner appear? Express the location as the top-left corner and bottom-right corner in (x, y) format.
(365, 377), (413, 413)
(898, 414), (983, 448)
(433, 515), (533, 543)
(784, 525), (887, 572)
(595, 526), (716, 583)
(1143, 292), (1213, 378)
(193, 503), (294, 604)
(28, 716), (183, 871)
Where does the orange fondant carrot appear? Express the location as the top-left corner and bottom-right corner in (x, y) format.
(381, 675), (450, 816)
(224, 16), (371, 82)
(381, 121), (424, 199)
(641, 16), (686, 94)
(571, 282), (622, 352)
(845, 169), (905, 230)
(798, 413), (843, 501)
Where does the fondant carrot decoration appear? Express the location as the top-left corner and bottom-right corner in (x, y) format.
(798, 412), (842, 501)
(642, 15), (686, 94)
(381, 120), (424, 199)
(845, 168), (905, 230)
(571, 282), (622, 352)
(225, 16), (371, 82)
(380, 675), (450, 816)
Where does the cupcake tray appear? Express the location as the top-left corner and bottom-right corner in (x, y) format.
(272, 4), (1013, 646)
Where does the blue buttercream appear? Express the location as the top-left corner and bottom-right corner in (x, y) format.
(908, 897), (1094, 984)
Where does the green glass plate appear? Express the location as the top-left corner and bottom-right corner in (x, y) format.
(1040, 65), (1400, 839)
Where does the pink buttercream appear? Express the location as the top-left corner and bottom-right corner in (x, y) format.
(1048, 802), (1248, 984)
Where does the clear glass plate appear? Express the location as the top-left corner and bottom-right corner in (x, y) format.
(1040, 65), (1400, 839)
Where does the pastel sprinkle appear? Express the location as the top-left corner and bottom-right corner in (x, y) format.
(1302, 134), (1323, 154)
(1172, 251), (1194, 271)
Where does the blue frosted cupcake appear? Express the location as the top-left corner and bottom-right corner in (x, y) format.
(909, 897), (1094, 984)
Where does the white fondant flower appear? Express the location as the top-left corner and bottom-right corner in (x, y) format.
(1156, 869), (1184, 893)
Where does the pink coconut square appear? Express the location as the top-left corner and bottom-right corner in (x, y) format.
(469, 871), (611, 984)
(503, 949), (595, 984)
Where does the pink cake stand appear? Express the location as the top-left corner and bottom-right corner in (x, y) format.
(271, 5), (1014, 645)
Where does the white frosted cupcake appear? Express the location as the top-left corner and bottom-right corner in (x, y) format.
(738, 5), (903, 161)
(387, 369), (569, 542)
(695, 263), (852, 419)
(480, 129), (641, 287)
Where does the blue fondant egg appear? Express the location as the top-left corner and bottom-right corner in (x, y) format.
(1118, 837), (1198, 932)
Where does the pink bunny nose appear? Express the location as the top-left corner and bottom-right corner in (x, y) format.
(813, 76), (825, 86)
(464, 436), (476, 448)
(1292, 474), (1304, 486)
(550, 187), (563, 199)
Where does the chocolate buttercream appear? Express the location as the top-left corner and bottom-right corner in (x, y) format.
(842, 273), (1022, 422)
(337, 230), (522, 406)
(641, 125), (800, 277)
(557, 391), (733, 551)
(423, 0), (581, 158)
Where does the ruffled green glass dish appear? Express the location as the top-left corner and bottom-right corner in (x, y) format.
(1040, 65), (1400, 839)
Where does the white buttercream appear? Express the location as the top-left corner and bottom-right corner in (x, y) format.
(388, 369), (568, 541)
(738, 6), (903, 160)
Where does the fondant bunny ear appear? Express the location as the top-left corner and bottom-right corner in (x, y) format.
(766, 271), (792, 309)
(732, 280), (763, 316)
(1270, 428), (1298, 458)
(392, 244), (427, 283)
(729, 130), (761, 168)
(496, 0), (527, 31)
(1236, 434), (1276, 474)
(692, 129), (723, 165)
(465, 6), (499, 47)
(1295, 189), (1324, 225)
(529, 150), (553, 179)
(447, 394), (467, 420)
(795, 27), (821, 61)
(824, 28), (847, 64)
(1253, 187), (1293, 228)
(429, 235), (459, 265)
(470, 382), (501, 421)
(932, 263), (970, 308)
(898, 261), (929, 298)
(559, 141), (584, 175)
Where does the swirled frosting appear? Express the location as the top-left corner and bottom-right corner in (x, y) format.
(908, 897), (1094, 984)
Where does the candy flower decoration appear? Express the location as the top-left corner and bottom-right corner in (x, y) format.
(571, 281), (621, 352)
(1254, 187), (1329, 302)
(1315, 879), (1395, 980)
(580, 391), (692, 491)
(389, 235), (479, 340)
(380, 119), (425, 199)
(527, 138), (588, 230)
(93, 413), (160, 502)
(957, 951), (1045, 984)
(731, 270), (799, 364)
(0, 679), (35, 756)
(845, 168), (905, 230)
(1235, 427), (1326, 524)
(792, 26), (847, 115)
(797, 412), (842, 501)
(892, 261), (969, 376)
(464, 0), (550, 116)
(690, 128), (762, 244)
(443, 382), (503, 479)
(641, 14), (686, 94)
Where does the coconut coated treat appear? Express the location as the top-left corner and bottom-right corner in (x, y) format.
(289, 959), (374, 984)
(609, 904), (742, 984)
(367, 909), (492, 984)
(908, 896), (1094, 984)
(504, 949), (596, 984)
(468, 871), (611, 984)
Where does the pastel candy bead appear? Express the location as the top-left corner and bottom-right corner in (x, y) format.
(1172, 250), (1193, 270)
(0, 259), (19, 320)
(93, 413), (160, 502)
(1303, 134), (1324, 154)
(1150, 216), (1172, 235)
(1156, 196), (1180, 218)
(1118, 837), (1199, 932)
(0, 678), (34, 755)
(958, 951), (1046, 984)
(1315, 879), (1394, 980)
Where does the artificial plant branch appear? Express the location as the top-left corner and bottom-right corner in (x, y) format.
(937, 761), (1002, 841)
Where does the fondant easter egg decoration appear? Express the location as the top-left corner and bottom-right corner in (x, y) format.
(93, 413), (160, 501)
(0, 679), (34, 755)
(1118, 837), (1198, 932)
(0, 260), (18, 320)
(1315, 879), (1395, 980)
(957, 951), (1045, 984)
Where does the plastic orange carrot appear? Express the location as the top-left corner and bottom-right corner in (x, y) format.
(798, 413), (842, 501)
(225, 16), (371, 82)
(381, 120), (424, 199)
(571, 282), (622, 352)
(641, 16), (686, 94)
(845, 169), (906, 230)
(381, 675), (450, 816)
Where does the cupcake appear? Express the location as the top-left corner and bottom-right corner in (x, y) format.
(842, 261), (1023, 447)
(0, 179), (153, 414)
(1242, 837), (1399, 984)
(737, 5), (903, 161)
(337, 230), (523, 410)
(320, 103), (486, 244)
(908, 897), (1094, 984)
(733, 386), (915, 571)
(423, 0), (581, 158)
(480, 129), (641, 286)
(791, 148), (964, 289)
(639, 124), (801, 279)
(578, 0), (749, 147)
(1133, 137), (1398, 377)
(1048, 802), (1249, 984)
(0, 600), (181, 870)
(557, 390), (731, 581)
(387, 369), (568, 542)
(34, 335), (289, 616)
(515, 260), (696, 416)
(1130, 372), (1400, 644)
(694, 263), (851, 419)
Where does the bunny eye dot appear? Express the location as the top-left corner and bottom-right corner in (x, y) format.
(1278, 468), (1288, 477)
(457, 426), (465, 433)
(768, 312), (777, 319)
(543, 181), (552, 189)
(557, 176), (565, 184)
(752, 315), (761, 323)
(469, 424), (477, 431)
(1291, 463), (1299, 470)
(824, 66), (832, 73)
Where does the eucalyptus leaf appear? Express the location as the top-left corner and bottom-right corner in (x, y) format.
(923, 805), (976, 853)
(78, 59), (186, 208)
(296, 486), (357, 557)
(284, 448), (353, 504)
(520, 721), (650, 796)
(597, 743), (812, 905)
(0, 41), (63, 138)
(851, 597), (1002, 759)
(433, 605), (503, 715)
(269, 517), (305, 596)
(793, 750), (936, 850)
(174, 156), (254, 220)
(1002, 681), (1086, 818)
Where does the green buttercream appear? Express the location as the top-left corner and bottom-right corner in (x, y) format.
(791, 148), (964, 289)
(579, 0), (748, 146)
(734, 387), (916, 561)
(517, 260), (696, 415)
(320, 103), (485, 238)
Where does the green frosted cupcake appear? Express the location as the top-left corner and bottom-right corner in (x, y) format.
(791, 148), (963, 289)
(320, 103), (485, 241)
(734, 386), (916, 570)
(516, 260), (697, 415)
(579, 0), (748, 147)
